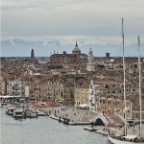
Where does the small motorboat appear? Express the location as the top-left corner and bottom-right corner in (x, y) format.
(6, 106), (16, 115)
(25, 108), (38, 118)
(12, 109), (25, 119)
(36, 110), (46, 116)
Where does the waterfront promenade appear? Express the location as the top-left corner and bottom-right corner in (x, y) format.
(39, 106), (94, 123)
(39, 106), (144, 137)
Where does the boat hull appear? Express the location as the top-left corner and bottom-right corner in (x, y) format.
(108, 135), (144, 144)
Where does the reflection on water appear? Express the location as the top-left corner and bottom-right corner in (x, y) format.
(1, 108), (109, 144)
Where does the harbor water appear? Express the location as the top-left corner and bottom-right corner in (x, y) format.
(0, 108), (110, 144)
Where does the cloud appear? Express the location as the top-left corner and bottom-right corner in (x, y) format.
(2, 0), (144, 10)
(1, 0), (144, 50)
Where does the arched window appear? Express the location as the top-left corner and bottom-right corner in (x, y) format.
(105, 84), (109, 88)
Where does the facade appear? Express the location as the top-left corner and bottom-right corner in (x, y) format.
(74, 81), (89, 107)
(128, 95), (144, 120)
(50, 42), (87, 64)
(0, 76), (6, 95)
(94, 95), (132, 119)
(46, 75), (74, 105)
(7, 78), (30, 97)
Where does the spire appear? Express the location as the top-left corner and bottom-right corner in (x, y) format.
(72, 41), (81, 54)
(75, 41), (78, 48)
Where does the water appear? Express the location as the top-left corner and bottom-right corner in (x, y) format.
(0, 108), (109, 144)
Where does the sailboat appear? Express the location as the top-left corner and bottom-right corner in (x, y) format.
(108, 18), (144, 144)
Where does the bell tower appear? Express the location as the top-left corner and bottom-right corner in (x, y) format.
(87, 48), (95, 71)
(31, 49), (34, 60)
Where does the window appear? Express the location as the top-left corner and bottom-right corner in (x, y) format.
(105, 84), (109, 88)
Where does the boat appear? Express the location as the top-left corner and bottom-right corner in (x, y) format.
(36, 110), (46, 116)
(108, 18), (144, 144)
(108, 135), (144, 144)
(12, 108), (26, 119)
(6, 106), (16, 115)
(25, 108), (38, 118)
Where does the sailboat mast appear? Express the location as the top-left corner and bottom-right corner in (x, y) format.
(138, 36), (142, 137)
(122, 18), (127, 136)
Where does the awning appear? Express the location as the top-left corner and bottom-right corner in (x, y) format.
(79, 104), (89, 108)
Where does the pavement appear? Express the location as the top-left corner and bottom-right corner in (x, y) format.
(39, 106), (94, 122)
(39, 106), (144, 137)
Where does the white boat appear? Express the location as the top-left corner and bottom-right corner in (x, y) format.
(36, 110), (46, 116)
(108, 18), (144, 144)
(12, 109), (25, 119)
(6, 106), (16, 115)
(25, 108), (38, 118)
(108, 135), (144, 144)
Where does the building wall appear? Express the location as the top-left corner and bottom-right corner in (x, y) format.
(74, 87), (89, 107)
(95, 96), (132, 119)
(0, 77), (6, 95)
(47, 77), (74, 105)
(50, 54), (87, 64)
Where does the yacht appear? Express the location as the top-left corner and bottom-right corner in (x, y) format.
(108, 18), (144, 144)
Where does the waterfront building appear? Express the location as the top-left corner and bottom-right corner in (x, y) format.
(7, 77), (30, 97)
(47, 75), (74, 105)
(94, 94), (132, 119)
(0, 72), (8, 95)
(74, 79), (89, 107)
(127, 94), (144, 120)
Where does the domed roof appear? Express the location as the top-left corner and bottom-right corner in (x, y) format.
(72, 42), (81, 54)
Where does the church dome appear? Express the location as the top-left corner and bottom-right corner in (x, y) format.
(72, 42), (81, 54)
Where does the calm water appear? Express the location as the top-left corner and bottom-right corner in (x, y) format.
(0, 108), (109, 144)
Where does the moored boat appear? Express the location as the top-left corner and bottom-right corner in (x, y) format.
(6, 106), (16, 115)
(108, 135), (144, 144)
(108, 18), (144, 144)
(12, 109), (25, 119)
(36, 110), (46, 116)
(25, 108), (38, 118)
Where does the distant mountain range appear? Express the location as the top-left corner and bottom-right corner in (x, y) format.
(1, 39), (144, 57)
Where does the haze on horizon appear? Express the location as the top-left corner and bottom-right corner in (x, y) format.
(1, 0), (144, 57)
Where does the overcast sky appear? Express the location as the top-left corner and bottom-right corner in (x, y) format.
(1, 0), (144, 56)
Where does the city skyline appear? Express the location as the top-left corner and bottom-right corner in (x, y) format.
(1, 0), (144, 56)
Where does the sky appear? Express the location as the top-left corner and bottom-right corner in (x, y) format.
(1, 0), (144, 57)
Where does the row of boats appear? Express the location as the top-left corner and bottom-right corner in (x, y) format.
(6, 106), (46, 119)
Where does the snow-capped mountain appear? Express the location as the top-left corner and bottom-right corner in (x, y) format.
(1, 39), (144, 57)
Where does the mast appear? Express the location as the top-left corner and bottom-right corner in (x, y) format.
(138, 36), (142, 137)
(122, 18), (127, 136)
